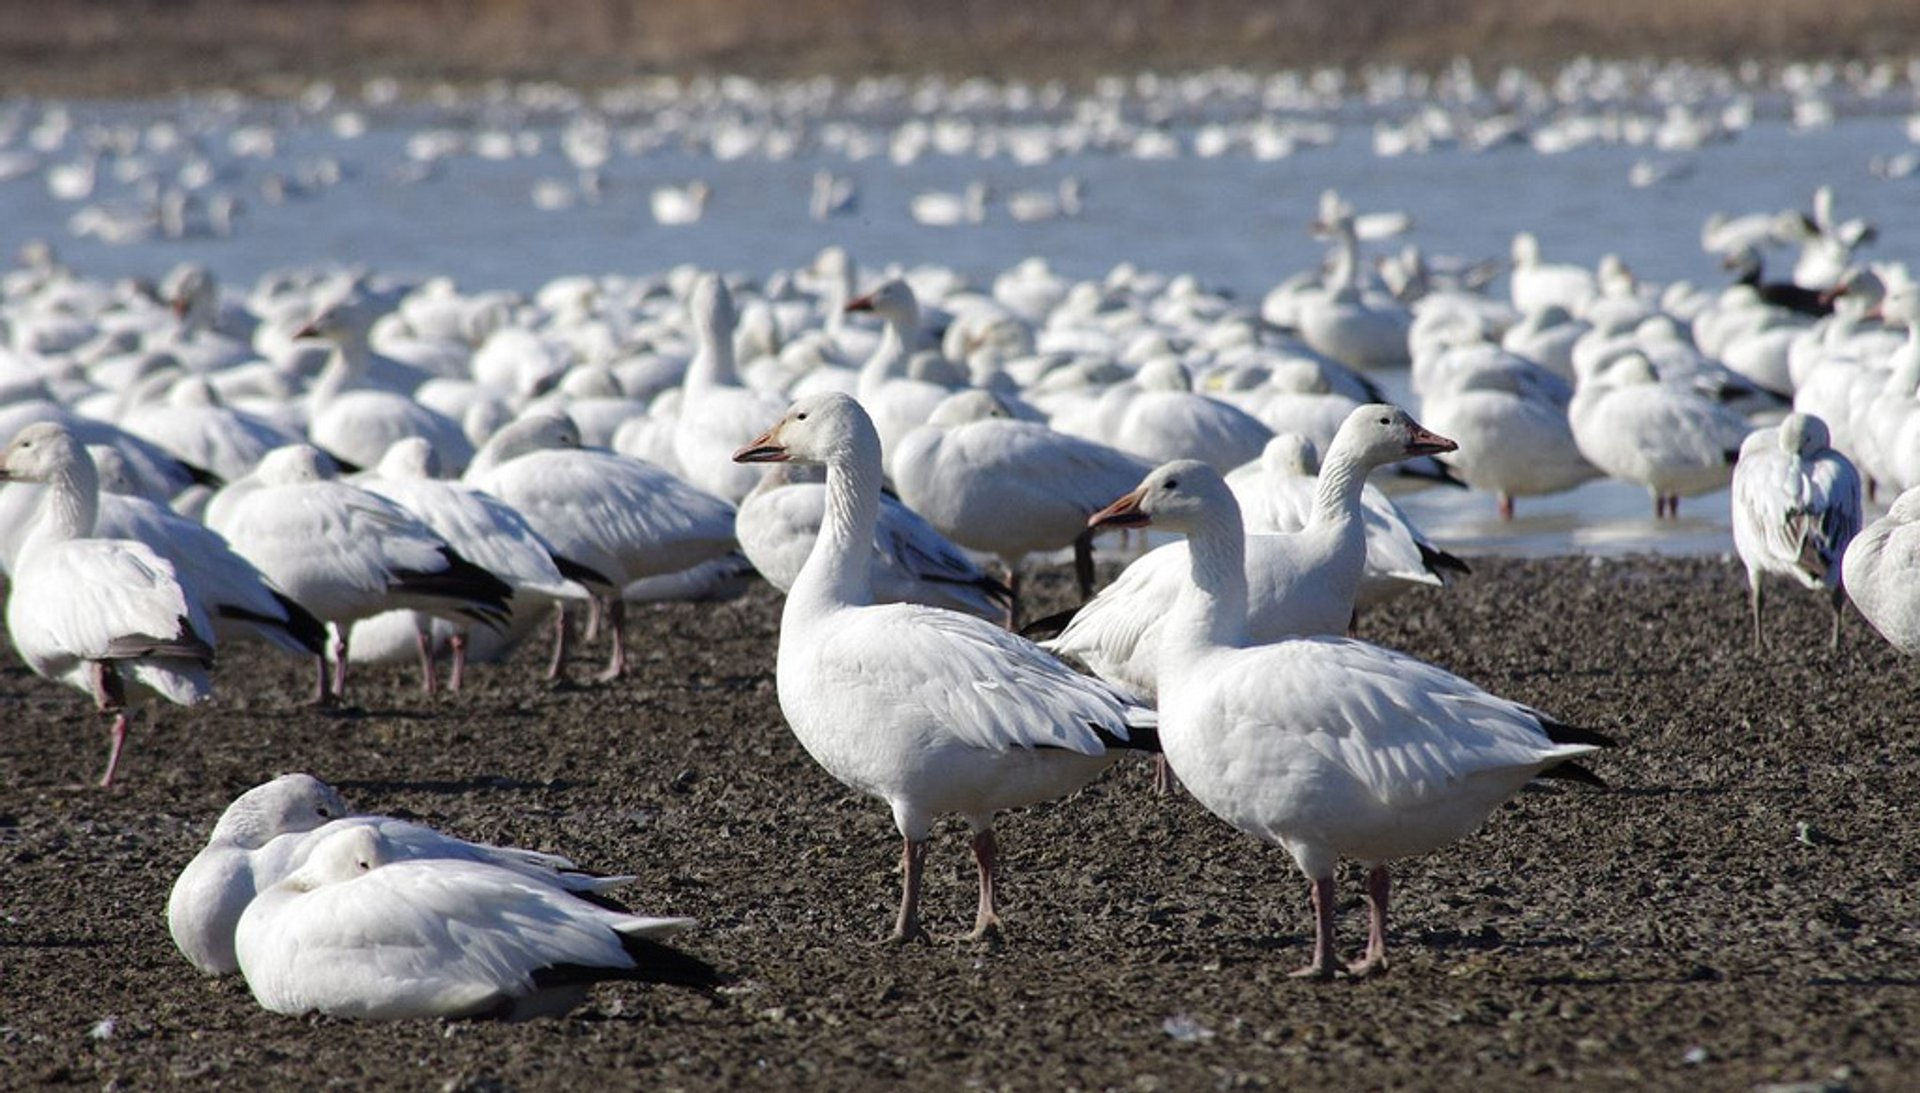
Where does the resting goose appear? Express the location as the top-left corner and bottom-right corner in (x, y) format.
(1840, 485), (1920, 657)
(733, 393), (1154, 942)
(1088, 461), (1609, 978)
(0, 423), (215, 786)
(169, 773), (634, 977)
(671, 274), (788, 503)
(1731, 414), (1861, 650)
(235, 825), (717, 1020)
(1570, 354), (1749, 518)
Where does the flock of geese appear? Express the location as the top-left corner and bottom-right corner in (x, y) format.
(5, 174), (1920, 1019)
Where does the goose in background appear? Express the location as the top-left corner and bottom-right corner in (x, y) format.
(1509, 232), (1597, 315)
(1731, 413), (1861, 650)
(1007, 178), (1083, 223)
(0, 423), (215, 786)
(672, 274), (789, 504)
(1086, 461), (1608, 978)
(809, 170), (857, 221)
(234, 825), (718, 1020)
(1843, 485), (1920, 657)
(733, 394), (1155, 942)
(910, 181), (988, 226)
(845, 278), (965, 466)
(651, 181), (711, 225)
(168, 772), (634, 977)
(1570, 354), (1749, 518)
(1722, 245), (1832, 318)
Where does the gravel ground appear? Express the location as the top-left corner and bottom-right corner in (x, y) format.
(2, 555), (1917, 1091)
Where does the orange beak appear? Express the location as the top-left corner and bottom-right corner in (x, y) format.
(1404, 422), (1458, 458)
(293, 320), (321, 339)
(732, 425), (788, 463)
(1087, 486), (1150, 531)
(844, 293), (875, 313)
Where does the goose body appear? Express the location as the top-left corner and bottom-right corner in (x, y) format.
(1731, 413), (1861, 649)
(1841, 486), (1920, 657)
(1570, 355), (1749, 517)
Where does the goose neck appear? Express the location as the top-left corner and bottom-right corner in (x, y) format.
(23, 457), (99, 552)
(790, 435), (883, 613)
(1163, 506), (1250, 665)
(1308, 444), (1368, 527)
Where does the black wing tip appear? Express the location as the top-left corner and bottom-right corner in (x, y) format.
(1540, 718), (1617, 749)
(1019, 606), (1081, 641)
(392, 547), (515, 622)
(1417, 543), (1472, 579)
(1537, 760), (1607, 790)
(552, 552), (614, 590)
(1092, 719), (1161, 754)
(181, 460), (224, 489)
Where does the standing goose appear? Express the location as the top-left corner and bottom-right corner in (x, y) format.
(1088, 462), (1609, 978)
(300, 299), (473, 474)
(671, 274), (788, 503)
(844, 279), (961, 466)
(1570, 354), (1749, 518)
(733, 394), (1154, 942)
(0, 423), (215, 786)
(1731, 414), (1862, 650)
(1840, 485), (1920, 657)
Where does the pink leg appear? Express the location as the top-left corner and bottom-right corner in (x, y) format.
(967, 829), (1002, 939)
(888, 838), (931, 944)
(99, 712), (130, 788)
(1290, 874), (1340, 980)
(1152, 755), (1180, 796)
(1348, 864), (1391, 976)
(1498, 493), (1515, 521)
(547, 604), (571, 682)
(312, 653), (334, 706)
(449, 632), (468, 692)
(331, 630), (351, 703)
(415, 625), (438, 695)
(595, 599), (627, 682)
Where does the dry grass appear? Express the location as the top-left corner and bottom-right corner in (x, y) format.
(1, 0), (1918, 96)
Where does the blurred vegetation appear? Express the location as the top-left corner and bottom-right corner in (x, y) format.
(2, 0), (1918, 94)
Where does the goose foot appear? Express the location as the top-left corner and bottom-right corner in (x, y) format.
(1345, 954), (1389, 977)
(1151, 755), (1180, 796)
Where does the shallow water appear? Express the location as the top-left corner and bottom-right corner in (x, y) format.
(3, 102), (1913, 556)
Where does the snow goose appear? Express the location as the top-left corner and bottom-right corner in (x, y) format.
(910, 181), (988, 226)
(845, 279), (961, 466)
(650, 180), (710, 225)
(358, 438), (600, 692)
(1042, 407), (1457, 704)
(300, 300), (473, 473)
(1087, 461), (1608, 978)
(1570, 354), (1749, 518)
(235, 825), (717, 1019)
(211, 445), (513, 703)
(466, 413), (737, 681)
(733, 394), (1154, 942)
(1055, 358), (1272, 475)
(892, 389), (1152, 616)
(671, 274), (788, 503)
(736, 461), (1010, 622)
(1731, 413), (1862, 650)
(169, 773), (634, 976)
(1223, 431), (1470, 609)
(1509, 232), (1597, 315)
(1416, 352), (1598, 519)
(117, 375), (302, 483)
(0, 423), (215, 786)
(1296, 212), (1414, 370)
(1842, 485), (1920, 657)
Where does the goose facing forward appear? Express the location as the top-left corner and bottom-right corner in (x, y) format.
(734, 394), (1154, 942)
(1088, 461), (1609, 978)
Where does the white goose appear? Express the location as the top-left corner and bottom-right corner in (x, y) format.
(1416, 351), (1598, 519)
(891, 389), (1152, 615)
(735, 461), (1011, 622)
(211, 445), (513, 703)
(300, 299), (473, 473)
(910, 181), (988, 226)
(671, 274), (789, 503)
(168, 773), (636, 976)
(1731, 414), (1862, 650)
(1840, 485), (1920, 657)
(1570, 354), (1749, 518)
(845, 279), (961, 465)
(651, 180), (711, 226)
(235, 825), (718, 1020)
(732, 394), (1154, 942)
(466, 413), (737, 681)
(1088, 461), (1608, 978)
(0, 423), (215, 786)
(1042, 407), (1457, 705)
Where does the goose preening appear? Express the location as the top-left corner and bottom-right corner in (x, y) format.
(211, 445), (514, 703)
(733, 394), (1155, 942)
(234, 824), (718, 1019)
(1087, 461), (1610, 978)
(0, 423), (215, 786)
(735, 461), (1011, 622)
(1840, 485), (1920, 658)
(1731, 414), (1861, 650)
(891, 389), (1153, 618)
(169, 773), (635, 977)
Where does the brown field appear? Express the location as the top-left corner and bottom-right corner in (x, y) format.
(2, 0), (1919, 97)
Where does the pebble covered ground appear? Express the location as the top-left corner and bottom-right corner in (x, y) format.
(1, 555), (1915, 1090)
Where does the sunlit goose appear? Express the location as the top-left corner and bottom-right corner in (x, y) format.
(651, 180), (711, 225)
(1087, 462), (1609, 978)
(1224, 431), (1470, 609)
(0, 423), (214, 786)
(1006, 178), (1083, 223)
(235, 825), (717, 1020)
(893, 389), (1152, 615)
(359, 438), (599, 692)
(1509, 232), (1597, 315)
(169, 773), (636, 977)
(466, 413), (737, 681)
(1731, 413), (1861, 651)
(1416, 353), (1598, 519)
(733, 394), (1154, 941)
(736, 461), (1010, 622)
(1297, 212), (1414, 369)
(211, 445), (513, 703)
(300, 300), (473, 473)
(910, 181), (988, 226)
(1055, 358), (1273, 474)
(1570, 354), (1749, 518)
(1043, 407), (1458, 705)
(0, 399), (218, 498)
(845, 279), (962, 465)
(672, 274), (789, 503)
(1843, 485), (1920, 657)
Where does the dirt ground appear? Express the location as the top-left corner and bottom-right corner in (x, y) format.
(2, 554), (1916, 1091)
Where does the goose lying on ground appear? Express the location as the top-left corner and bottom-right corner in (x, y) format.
(1087, 461), (1609, 978)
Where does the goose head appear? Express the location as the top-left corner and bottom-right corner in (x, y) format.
(1088, 459), (1235, 534)
(1328, 404), (1457, 468)
(1262, 433), (1320, 477)
(0, 422), (86, 484)
(844, 278), (918, 324)
(375, 436), (441, 480)
(286, 825), (389, 892)
(1776, 413), (1832, 458)
(253, 444), (333, 485)
(734, 392), (874, 466)
(688, 272), (737, 342)
(211, 773), (350, 850)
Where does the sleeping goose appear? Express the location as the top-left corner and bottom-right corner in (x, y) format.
(1731, 413), (1861, 650)
(733, 394), (1155, 942)
(1087, 461), (1609, 978)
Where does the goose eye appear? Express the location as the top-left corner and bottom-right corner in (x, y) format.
(1377, 416), (1390, 425)
(357, 859), (370, 871)
(1163, 478), (1179, 490)
(796, 412), (808, 421)
(315, 806), (331, 818)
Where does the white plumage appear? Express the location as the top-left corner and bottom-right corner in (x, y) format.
(1841, 485), (1920, 657)
(1731, 413), (1862, 649)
